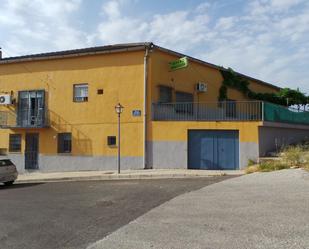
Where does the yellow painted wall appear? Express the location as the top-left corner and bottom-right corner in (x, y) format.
(149, 121), (261, 143)
(0, 51), (145, 157)
(147, 49), (278, 143)
(148, 50), (279, 106)
(0, 47), (281, 160)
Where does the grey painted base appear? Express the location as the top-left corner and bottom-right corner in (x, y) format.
(0, 154), (24, 173)
(239, 142), (259, 167)
(147, 141), (258, 170)
(1, 154), (143, 173)
(259, 126), (309, 156)
(147, 141), (187, 169)
(1, 140), (260, 172)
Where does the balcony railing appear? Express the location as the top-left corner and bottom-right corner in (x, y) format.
(152, 101), (309, 125)
(0, 109), (50, 128)
(152, 101), (263, 121)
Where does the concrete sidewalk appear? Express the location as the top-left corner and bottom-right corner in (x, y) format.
(88, 169), (309, 249)
(16, 169), (244, 183)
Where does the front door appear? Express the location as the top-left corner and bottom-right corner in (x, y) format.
(25, 133), (39, 170)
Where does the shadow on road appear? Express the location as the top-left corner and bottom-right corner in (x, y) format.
(0, 182), (44, 190)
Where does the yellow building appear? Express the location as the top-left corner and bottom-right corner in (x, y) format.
(0, 43), (308, 172)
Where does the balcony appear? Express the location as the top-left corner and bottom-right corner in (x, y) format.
(152, 101), (309, 125)
(0, 109), (50, 128)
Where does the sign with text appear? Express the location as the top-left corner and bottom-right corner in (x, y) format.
(169, 57), (188, 71)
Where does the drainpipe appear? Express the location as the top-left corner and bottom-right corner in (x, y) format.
(143, 44), (151, 169)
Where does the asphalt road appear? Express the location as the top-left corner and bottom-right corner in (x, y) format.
(89, 169), (309, 249)
(0, 176), (233, 249)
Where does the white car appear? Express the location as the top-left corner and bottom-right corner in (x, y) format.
(0, 159), (18, 186)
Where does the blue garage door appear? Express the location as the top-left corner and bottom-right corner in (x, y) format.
(188, 130), (239, 170)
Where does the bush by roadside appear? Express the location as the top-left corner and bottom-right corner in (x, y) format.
(245, 161), (289, 174)
(246, 144), (309, 174)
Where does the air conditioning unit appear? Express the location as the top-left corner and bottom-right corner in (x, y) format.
(196, 82), (207, 92)
(0, 94), (12, 105)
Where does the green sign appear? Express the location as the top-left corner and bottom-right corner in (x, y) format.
(169, 57), (188, 71)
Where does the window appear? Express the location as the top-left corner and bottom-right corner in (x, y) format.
(9, 134), (21, 152)
(0, 159), (13, 167)
(0, 148), (7, 156)
(175, 92), (194, 114)
(74, 84), (88, 102)
(107, 136), (116, 146)
(225, 100), (237, 118)
(17, 90), (45, 127)
(58, 133), (72, 153)
(175, 91), (193, 103)
(159, 86), (172, 103)
(97, 89), (104, 95)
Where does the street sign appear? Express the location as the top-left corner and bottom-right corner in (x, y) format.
(169, 57), (188, 71)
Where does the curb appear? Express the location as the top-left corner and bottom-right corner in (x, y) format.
(16, 173), (239, 184)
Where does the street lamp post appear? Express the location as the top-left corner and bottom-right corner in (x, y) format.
(115, 103), (124, 174)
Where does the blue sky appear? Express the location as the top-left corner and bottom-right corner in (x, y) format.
(1, 0), (309, 93)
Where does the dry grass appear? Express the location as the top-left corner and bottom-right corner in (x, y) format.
(303, 152), (309, 171)
(245, 165), (259, 174)
(246, 142), (309, 174)
(258, 160), (290, 172)
(245, 161), (289, 174)
(281, 146), (304, 167)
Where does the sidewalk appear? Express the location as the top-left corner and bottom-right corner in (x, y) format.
(16, 169), (244, 183)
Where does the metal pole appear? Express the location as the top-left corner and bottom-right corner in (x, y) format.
(118, 112), (121, 174)
(261, 101), (264, 121)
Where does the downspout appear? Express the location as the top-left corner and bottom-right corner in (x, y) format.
(143, 44), (151, 169)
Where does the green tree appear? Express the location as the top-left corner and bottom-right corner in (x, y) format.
(277, 88), (308, 108)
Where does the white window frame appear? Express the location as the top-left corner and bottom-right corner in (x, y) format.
(73, 83), (88, 102)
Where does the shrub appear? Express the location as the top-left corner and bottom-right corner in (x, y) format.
(247, 159), (257, 167)
(281, 146), (303, 167)
(303, 152), (309, 171)
(258, 161), (290, 172)
(245, 165), (259, 174)
(244, 143), (309, 174)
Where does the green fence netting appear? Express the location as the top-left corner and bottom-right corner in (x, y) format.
(264, 102), (309, 125)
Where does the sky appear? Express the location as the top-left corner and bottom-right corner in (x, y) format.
(1, 0), (309, 93)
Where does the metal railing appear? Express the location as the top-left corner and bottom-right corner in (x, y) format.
(0, 109), (50, 128)
(152, 101), (263, 121)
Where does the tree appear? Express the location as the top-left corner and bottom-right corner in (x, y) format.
(277, 88), (308, 110)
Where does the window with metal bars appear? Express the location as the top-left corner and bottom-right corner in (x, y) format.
(57, 133), (72, 153)
(9, 134), (21, 152)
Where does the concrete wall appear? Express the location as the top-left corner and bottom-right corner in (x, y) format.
(39, 155), (143, 172)
(259, 124), (309, 156)
(0, 154), (143, 173)
(240, 142), (259, 167)
(147, 141), (187, 169)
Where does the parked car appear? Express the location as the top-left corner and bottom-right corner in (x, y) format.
(0, 159), (18, 186)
